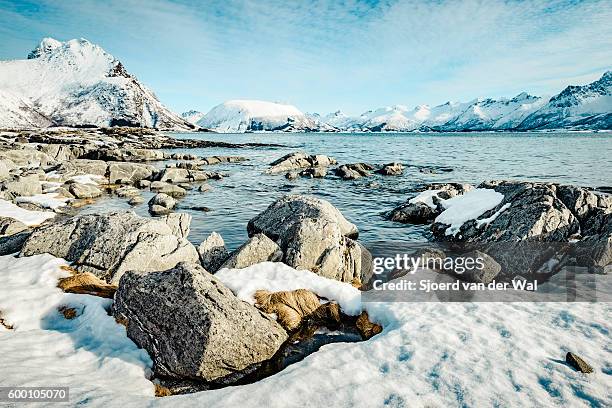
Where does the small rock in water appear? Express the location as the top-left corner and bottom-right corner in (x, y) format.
(148, 193), (176, 216)
(198, 183), (211, 192)
(127, 196), (144, 206)
(566, 352), (594, 373)
(376, 162), (404, 176)
(285, 171), (299, 180)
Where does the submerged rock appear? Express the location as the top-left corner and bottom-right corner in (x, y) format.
(112, 262), (288, 384)
(20, 211), (199, 283)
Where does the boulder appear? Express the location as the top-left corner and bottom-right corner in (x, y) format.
(157, 168), (190, 184)
(127, 196), (144, 206)
(221, 233), (283, 269)
(0, 231), (31, 255)
(334, 163), (373, 180)
(197, 232), (229, 272)
(265, 152), (337, 174)
(2, 174), (42, 198)
(112, 262), (288, 383)
(565, 352), (594, 374)
(300, 167), (327, 178)
(159, 213), (191, 238)
(115, 186), (141, 198)
(108, 162), (155, 185)
(198, 183), (211, 192)
(68, 183), (102, 199)
(456, 250), (501, 284)
(157, 184), (187, 198)
(0, 217), (28, 235)
(20, 211), (199, 284)
(148, 193), (176, 216)
(432, 181), (581, 242)
(285, 172), (299, 180)
(247, 195), (372, 283)
(376, 162), (404, 176)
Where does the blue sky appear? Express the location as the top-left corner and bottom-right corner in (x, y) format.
(1, 0), (611, 115)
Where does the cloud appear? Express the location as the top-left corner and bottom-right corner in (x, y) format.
(0, 0), (610, 114)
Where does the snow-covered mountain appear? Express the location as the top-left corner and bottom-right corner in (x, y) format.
(197, 100), (319, 132)
(518, 71), (612, 130)
(181, 110), (206, 124)
(318, 71), (611, 132)
(0, 38), (194, 130)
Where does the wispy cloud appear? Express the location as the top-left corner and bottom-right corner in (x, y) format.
(0, 0), (610, 114)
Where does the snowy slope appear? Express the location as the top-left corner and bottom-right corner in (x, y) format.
(181, 110), (205, 124)
(0, 89), (55, 128)
(197, 100), (318, 132)
(519, 71), (612, 130)
(0, 38), (194, 130)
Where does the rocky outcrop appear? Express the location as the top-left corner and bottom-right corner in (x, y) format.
(334, 163), (373, 180)
(197, 232), (228, 272)
(68, 182), (102, 199)
(565, 352), (594, 374)
(108, 162), (155, 185)
(221, 233), (283, 269)
(389, 183), (473, 224)
(20, 211), (199, 283)
(376, 162), (404, 176)
(265, 153), (336, 174)
(112, 262), (288, 383)
(2, 174), (42, 198)
(247, 195), (372, 283)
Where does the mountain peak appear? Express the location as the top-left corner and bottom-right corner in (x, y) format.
(27, 37), (62, 59)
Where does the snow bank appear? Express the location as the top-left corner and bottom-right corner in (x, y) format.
(408, 189), (443, 209)
(435, 189), (505, 236)
(0, 254), (153, 405)
(1, 256), (609, 407)
(15, 193), (70, 210)
(0, 198), (57, 225)
(69, 174), (106, 185)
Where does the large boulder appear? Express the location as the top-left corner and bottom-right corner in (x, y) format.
(2, 174), (42, 198)
(197, 232), (229, 272)
(20, 211), (199, 284)
(221, 233), (283, 269)
(159, 213), (191, 239)
(112, 262), (288, 383)
(68, 182), (102, 199)
(148, 193), (176, 216)
(265, 152), (337, 174)
(108, 163), (155, 185)
(247, 195), (372, 283)
(334, 163), (373, 180)
(432, 181), (582, 242)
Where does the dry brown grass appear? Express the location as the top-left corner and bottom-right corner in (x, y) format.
(58, 306), (78, 320)
(254, 289), (322, 331)
(356, 311), (382, 340)
(154, 382), (172, 397)
(57, 272), (117, 299)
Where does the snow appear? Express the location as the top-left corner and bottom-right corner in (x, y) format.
(216, 262), (362, 315)
(408, 189), (443, 209)
(180, 110), (206, 124)
(435, 189), (505, 236)
(0, 254), (153, 405)
(476, 202), (511, 228)
(0, 255), (609, 407)
(69, 174), (106, 185)
(0, 198), (57, 225)
(197, 100), (315, 132)
(16, 193), (70, 210)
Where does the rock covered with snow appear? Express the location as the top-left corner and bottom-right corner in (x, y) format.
(0, 38), (194, 130)
(112, 262), (288, 383)
(197, 100), (319, 132)
(20, 211), (199, 283)
(389, 183), (473, 224)
(180, 110), (206, 124)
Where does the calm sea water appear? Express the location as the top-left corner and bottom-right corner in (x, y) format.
(83, 132), (612, 250)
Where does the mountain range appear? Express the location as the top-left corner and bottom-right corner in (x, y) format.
(0, 37), (609, 132)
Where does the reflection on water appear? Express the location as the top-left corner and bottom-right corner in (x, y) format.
(82, 132), (612, 250)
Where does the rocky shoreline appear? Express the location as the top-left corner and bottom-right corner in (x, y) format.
(0, 127), (609, 395)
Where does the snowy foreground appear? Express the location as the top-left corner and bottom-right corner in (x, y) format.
(0, 255), (610, 407)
